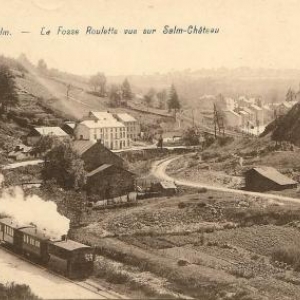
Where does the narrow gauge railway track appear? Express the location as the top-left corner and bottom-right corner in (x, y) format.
(0, 244), (127, 299)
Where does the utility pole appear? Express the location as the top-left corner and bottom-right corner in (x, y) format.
(213, 103), (225, 138)
(213, 103), (217, 139)
(274, 109), (278, 147)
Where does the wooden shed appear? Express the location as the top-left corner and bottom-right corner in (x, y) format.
(244, 167), (297, 192)
(151, 181), (178, 196)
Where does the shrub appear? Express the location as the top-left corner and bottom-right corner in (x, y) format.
(0, 282), (40, 300)
(271, 246), (300, 270)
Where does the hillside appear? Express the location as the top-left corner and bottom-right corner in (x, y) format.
(0, 56), (179, 159)
(270, 102), (300, 146)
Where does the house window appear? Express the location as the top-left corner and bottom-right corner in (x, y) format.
(94, 134), (97, 140)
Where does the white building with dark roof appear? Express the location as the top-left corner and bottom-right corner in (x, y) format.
(223, 110), (242, 128)
(27, 127), (69, 145)
(74, 117), (128, 150)
(114, 113), (140, 141)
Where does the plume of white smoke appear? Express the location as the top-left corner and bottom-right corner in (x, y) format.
(0, 173), (4, 187)
(0, 185), (70, 240)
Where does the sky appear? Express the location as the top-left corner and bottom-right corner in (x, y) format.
(1, 0), (300, 76)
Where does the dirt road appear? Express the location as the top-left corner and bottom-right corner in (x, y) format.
(1, 159), (43, 170)
(151, 155), (300, 204)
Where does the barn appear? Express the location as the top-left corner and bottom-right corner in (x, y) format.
(72, 140), (124, 172)
(244, 167), (297, 192)
(86, 164), (135, 199)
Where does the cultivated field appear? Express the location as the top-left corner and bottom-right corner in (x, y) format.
(71, 189), (300, 299)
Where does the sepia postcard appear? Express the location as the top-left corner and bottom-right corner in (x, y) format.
(1, 0), (300, 299)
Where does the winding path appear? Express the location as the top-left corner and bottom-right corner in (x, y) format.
(151, 155), (300, 204)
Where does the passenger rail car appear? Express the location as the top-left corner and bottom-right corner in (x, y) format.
(0, 218), (94, 280)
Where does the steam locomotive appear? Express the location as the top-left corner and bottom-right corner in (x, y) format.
(0, 218), (94, 279)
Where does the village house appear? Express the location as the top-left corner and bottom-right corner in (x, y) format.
(86, 164), (135, 199)
(238, 110), (250, 128)
(224, 97), (236, 111)
(223, 110), (242, 128)
(160, 131), (183, 144)
(262, 104), (274, 124)
(114, 113), (140, 141)
(250, 104), (264, 126)
(61, 122), (76, 136)
(237, 96), (254, 108)
(74, 118), (128, 150)
(244, 167), (297, 192)
(242, 107), (256, 126)
(72, 140), (124, 172)
(26, 127), (69, 146)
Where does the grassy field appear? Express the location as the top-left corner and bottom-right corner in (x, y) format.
(70, 189), (300, 299)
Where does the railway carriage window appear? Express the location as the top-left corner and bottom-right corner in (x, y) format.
(5, 226), (14, 237)
(35, 241), (40, 248)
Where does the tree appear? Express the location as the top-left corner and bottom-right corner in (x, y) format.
(109, 84), (122, 107)
(89, 72), (107, 97)
(42, 138), (86, 190)
(157, 89), (168, 109)
(34, 135), (58, 156)
(37, 59), (47, 73)
(122, 78), (132, 101)
(144, 88), (156, 107)
(182, 128), (200, 146)
(286, 88), (296, 102)
(0, 65), (18, 114)
(168, 84), (181, 112)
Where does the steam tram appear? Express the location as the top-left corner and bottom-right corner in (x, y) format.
(0, 218), (94, 279)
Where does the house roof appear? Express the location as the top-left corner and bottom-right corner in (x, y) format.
(33, 127), (69, 137)
(262, 105), (272, 111)
(64, 122), (76, 129)
(116, 113), (137, 122)
(243, 107), (254, 114)
(87, 164), (112, 177)
(80, 119), (125, 129)
(224, 110), (241, 117)
(19, 227), (51, 241)
(160, 181), (177, 189)
(248, 167), (297, 186)
(0, 218), (34, 230)
(51, 239), (90, 251)
(72, 140), (96, 156)
(239, 110), (249, 115)
(87, 164), (133, 177)
(89, 111), (116, 121)
(250, 104), (262, 111)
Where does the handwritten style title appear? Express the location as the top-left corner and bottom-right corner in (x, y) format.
(40, 25), (220, 35)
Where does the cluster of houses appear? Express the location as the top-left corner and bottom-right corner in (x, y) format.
(212, 95), (298, 133)
(26, 111), (140, 150)
(8, 111), (141, 199)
